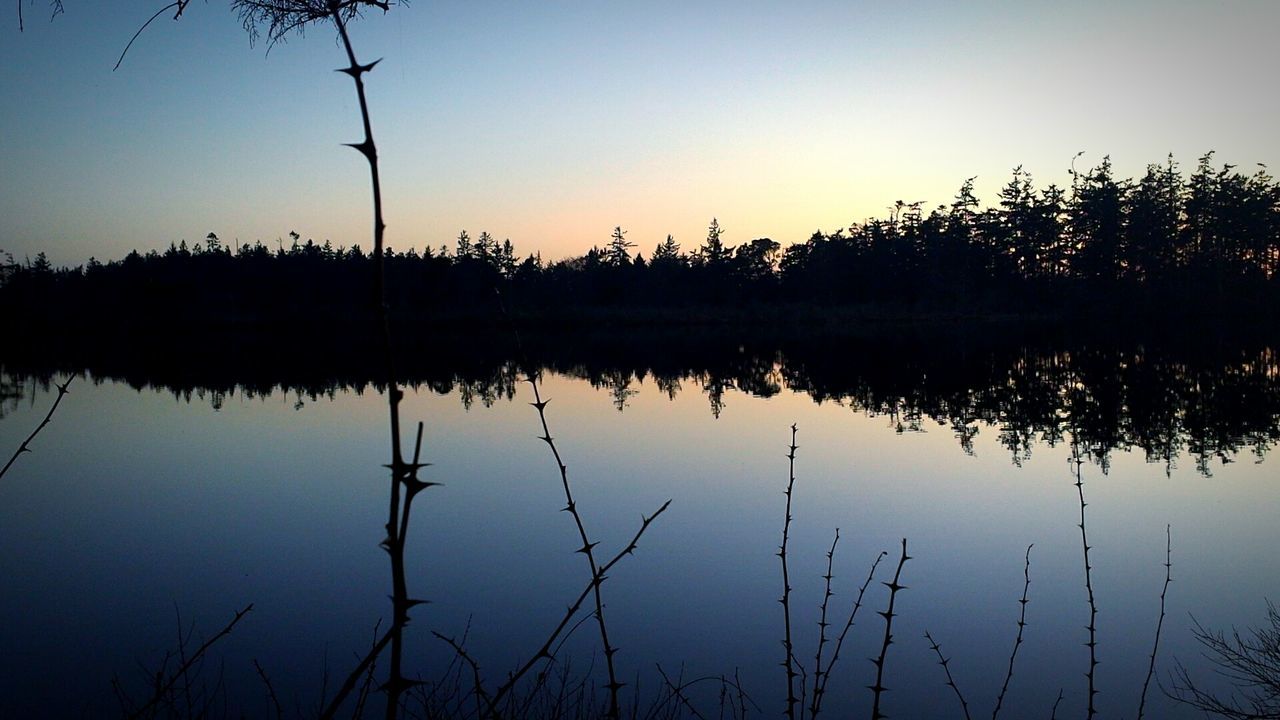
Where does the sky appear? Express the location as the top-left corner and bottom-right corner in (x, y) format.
(2, 0), (1279, 266)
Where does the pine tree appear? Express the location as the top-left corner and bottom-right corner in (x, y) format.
(650, 234), (683, 267)
(605, 226), (634, 267)
(699, 218), (729, 266)
(1070, 156), (1128, 283)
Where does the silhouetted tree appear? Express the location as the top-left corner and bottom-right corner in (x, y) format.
(475, 230), (497, 266)
(697, 217), (730, 267)
(455, 229), (472, 259)
(1071, 156), (1129, 284)
(4, 152), (1277, 330)
(1126, 156), (1183, 283)
(650, 234), (683, 268)
(605, 225), (634, 267)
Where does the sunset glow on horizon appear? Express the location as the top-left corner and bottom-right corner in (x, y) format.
(3, 1), (1279, 265)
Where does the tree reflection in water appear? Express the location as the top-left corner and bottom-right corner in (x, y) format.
(4, 332), (1276, 476)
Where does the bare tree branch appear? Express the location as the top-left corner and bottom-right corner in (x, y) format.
(114, 2), (189, 71)
(231, 0), (398, 48)
(1, 374), (73, 483)
(16, 0), (64, 32)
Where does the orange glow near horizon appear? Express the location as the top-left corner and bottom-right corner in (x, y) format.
(3, 2), (1279, 265)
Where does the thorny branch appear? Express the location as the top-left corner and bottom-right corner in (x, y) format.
(488, 498), (672, 716)
(1136, 525), (1171, 720)
(0, 374), (73, 483)
(779, 424), (799, 720)
(992, 544), (1033, 720)
(924, 630), (972, 720)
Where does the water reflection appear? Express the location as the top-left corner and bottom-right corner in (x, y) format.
(1, 340), (1277, 719)
(6, 331), (1276, 476)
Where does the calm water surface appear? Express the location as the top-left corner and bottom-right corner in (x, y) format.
(1, 349), (1277, 718)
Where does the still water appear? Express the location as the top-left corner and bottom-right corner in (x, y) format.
(1, 342), (1277, 718)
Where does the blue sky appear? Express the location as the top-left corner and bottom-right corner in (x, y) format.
(3, 1), (1279, 265)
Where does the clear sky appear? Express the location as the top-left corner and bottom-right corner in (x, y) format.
(3, 1), (1279, 266)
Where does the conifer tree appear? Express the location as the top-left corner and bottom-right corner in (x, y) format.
(605, 225), (634, 267)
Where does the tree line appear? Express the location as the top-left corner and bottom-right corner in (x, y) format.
(3, 153), (1278, 334)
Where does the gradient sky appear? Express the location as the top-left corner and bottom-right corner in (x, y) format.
(3, 1), (1279, 266)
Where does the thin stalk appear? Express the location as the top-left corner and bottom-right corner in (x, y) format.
(924, 630), (971, 720)
(432, 631), (494, 718)
(655, 665), (709, 720)
(127, 604), (253, 720)
(492, 289), (669, 720)
(779, 424), (800, 720)
(992, 544), (1033, 720)
(252, 659), (284, 720)
(736, 668), (750, 720)
(487, 499), (672, 716)
(869, 538), (910, 720)
(319, 626), (393, 719)
(1136, 524), (1171, 720)
(112, 0), (191, 71)
(1073, 456), (1099, 720)
(808, 528), (839, 720)
(1, 374), (73, 482)
(328, 7), (433, 717)
(811, 550), (886, 720)
(527, 374), (624, 719)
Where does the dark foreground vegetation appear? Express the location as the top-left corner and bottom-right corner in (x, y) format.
(4, 153), (1279, 338)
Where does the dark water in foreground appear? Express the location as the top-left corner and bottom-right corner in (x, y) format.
(1, 334), (1277, 718)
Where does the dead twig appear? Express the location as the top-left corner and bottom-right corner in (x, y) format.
(808, 528), (839, 720)
(113, 1), (192, 71)
(1136, 525), (1171, 720)
(992, 544), (1033, 720)
(1073, 455), (1099, 720)
(811, 549), (885, 720)
(253, 659), (285, 720)
(779, 424), (799, 720)
(526, 371), (635, 719)
(0, 374), (73, 482)
(126, 604), (253, 720)
(488, 499), (672, 715)
(924, 630), (971, 720)
(869, 539), (910, 720)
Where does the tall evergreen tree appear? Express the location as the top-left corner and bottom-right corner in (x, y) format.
(650, 234), (683, 267)
(698, 217), (730, 266)
(1126, 156), (1183, 281)
(1070, 156), (1128, 283)
(605, 225), (634, 267)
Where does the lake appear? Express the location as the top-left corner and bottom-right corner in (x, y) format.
(1, 329), (1277, 718)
